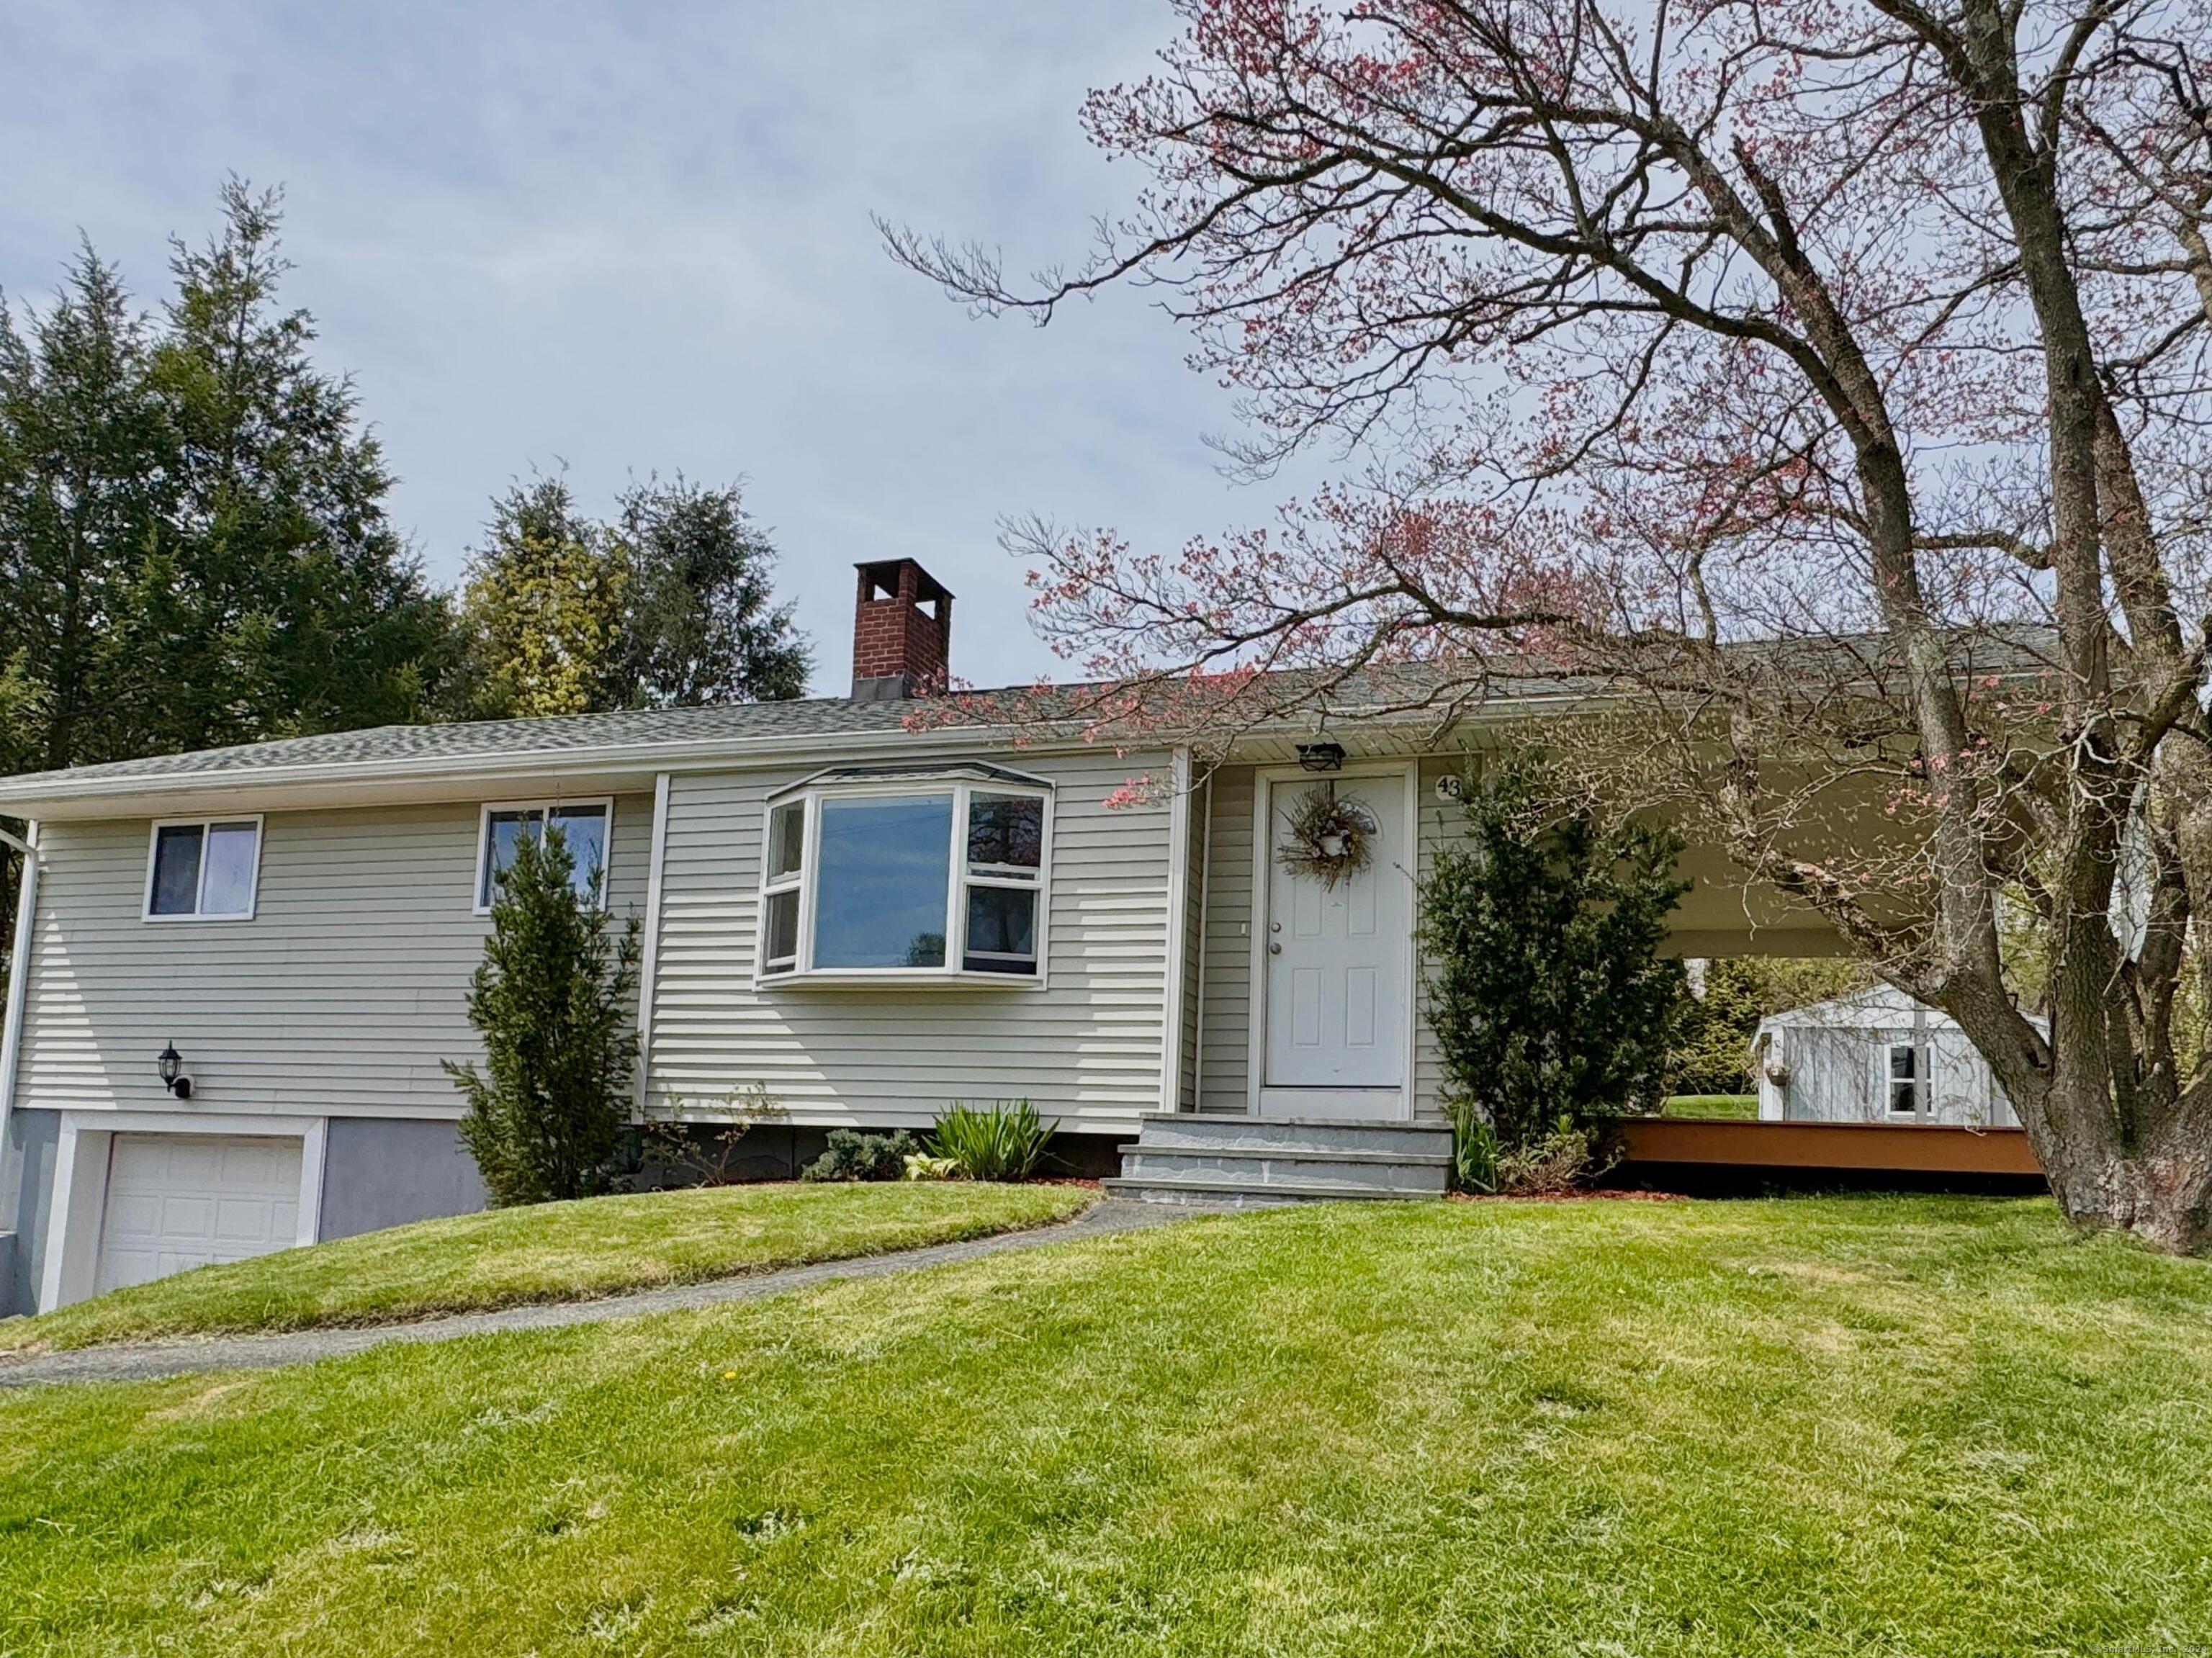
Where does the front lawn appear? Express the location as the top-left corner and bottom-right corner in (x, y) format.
(0, 1180), (1092, 1353)
(3, 1195), (2209, 1654)
(1661, 1092), (1761, 1119)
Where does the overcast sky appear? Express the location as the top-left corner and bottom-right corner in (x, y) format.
(0, 0), (1314, 695)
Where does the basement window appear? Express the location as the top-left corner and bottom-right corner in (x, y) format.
(757, 768), (1050, 984)
(477, 800), (612, 911)
(145, 817), (264, 920)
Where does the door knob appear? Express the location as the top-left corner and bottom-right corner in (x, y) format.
(1269, 942), (1282, 955)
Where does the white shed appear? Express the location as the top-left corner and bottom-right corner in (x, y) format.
(1753, 988), (2025, 1128)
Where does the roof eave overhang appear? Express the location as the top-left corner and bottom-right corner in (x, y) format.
(0, 721), (1140, 821)
(0, 694), (1599, 821)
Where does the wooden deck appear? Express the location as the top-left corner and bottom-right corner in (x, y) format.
(1619, 1118), (2041, 1176)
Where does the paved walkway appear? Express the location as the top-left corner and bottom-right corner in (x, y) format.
(0, 1197), (1195, 1389)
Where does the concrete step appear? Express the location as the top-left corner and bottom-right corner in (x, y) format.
(1118, 1146), (1449, 1194)
(1130, 1114), (1452, 1158)
(1100, 1176), (1441, 1208)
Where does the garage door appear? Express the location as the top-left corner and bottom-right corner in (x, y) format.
(94, 1134), (304, 1294)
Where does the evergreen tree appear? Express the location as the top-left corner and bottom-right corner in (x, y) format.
(1419, 750), (1691, 1146)
(0, 181), (457, 773)
(454, 474), (811, 718)
(613, 477), (809, 707)
(135, 181), (457, 751)
(447, 826), (641, 1205)
(455, 476), (627, 718)
(0, 247), (169, 775)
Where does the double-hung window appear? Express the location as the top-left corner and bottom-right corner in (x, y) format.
(758, 771), (1049, 982)
(760, 798), (808, 974)
(1884, 1041), (1928, 1117)
(477, 800), (613, 911)
(144, 817), (263, 920)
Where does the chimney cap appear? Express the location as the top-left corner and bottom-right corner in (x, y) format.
(855, 558), (956, 604)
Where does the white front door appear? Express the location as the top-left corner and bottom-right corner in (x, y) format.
(94, 1133), (304, 1294)
(1260, 772), (1411, 1119)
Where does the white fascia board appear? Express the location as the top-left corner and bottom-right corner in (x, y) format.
(0, 724), (1128, 821)
(0, 693), (1596, 822)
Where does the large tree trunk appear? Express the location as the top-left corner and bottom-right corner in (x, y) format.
(2031, 1079), (2212, 1253)
(1973, 932), (2212, 1253)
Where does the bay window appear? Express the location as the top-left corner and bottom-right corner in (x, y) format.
(758, 771), (1049, 982)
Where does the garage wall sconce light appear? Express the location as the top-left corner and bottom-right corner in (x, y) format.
(156, 1042), (193, 1100)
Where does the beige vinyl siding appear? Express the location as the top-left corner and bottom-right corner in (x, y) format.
(1174, 772), (1208, 1110)
(14, 796), (652, 1119)
(1412, 754), (1476, 1120)
(1195, 765), (1255, 1112)
(644, 749), (1175, 1130)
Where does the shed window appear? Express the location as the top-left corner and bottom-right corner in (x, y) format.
(1885, 1042), (1928, 1117)
(477, 801), (611, 911)
(145, 819), (262, 919)
(757, 778), (1049, 983)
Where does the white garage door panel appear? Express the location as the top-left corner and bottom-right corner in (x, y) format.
(95, 1134), (304, 1294)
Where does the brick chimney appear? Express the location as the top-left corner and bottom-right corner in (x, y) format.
(850, 559), (953, 700)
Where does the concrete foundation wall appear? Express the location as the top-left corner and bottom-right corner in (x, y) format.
(4, 1108), (59, 1317)
(626, 1125), (1124, 1186)
(318, 1117), (487, 1242)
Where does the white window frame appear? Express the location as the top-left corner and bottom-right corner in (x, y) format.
(1882, 1039), (1930, 1118)
(753, 776), (1052, 988)
(759, 796), (808, 976)
(474, 798), (616, 916)
(142, 815), (264, 923)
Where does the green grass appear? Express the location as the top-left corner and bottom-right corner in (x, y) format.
(0, 1181), (1092, 1353)
(1662, 1092), (1761, 1119)
(2, 1196), (2210, 1654)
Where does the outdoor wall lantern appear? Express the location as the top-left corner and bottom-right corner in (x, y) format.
(1296, 741), (1346, 772)
(156, 1042), (193, 1100)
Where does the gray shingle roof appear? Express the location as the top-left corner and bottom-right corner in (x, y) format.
(0, 626), (2062, 804)
(0, 665), (1516, 799)
(0, 696), (932, 793)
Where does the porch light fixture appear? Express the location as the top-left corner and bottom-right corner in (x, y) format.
(1295, 741), (1346, 772)
(156, 1042), (192, 1101)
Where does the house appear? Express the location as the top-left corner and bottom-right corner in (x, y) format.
(0, 559), (1847, 1312)
(1753, 987), (2025, 1127)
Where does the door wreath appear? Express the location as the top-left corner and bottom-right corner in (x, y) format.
(1277, 784), (1377, 888)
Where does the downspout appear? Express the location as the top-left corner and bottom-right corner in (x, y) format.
(1159, 749), (1193, 1115)
(0, 824), (40, 1134)
(0, 824), (41, 1231)
(633, 775), (672, 1115)
(1191, 775), (1211, 1113)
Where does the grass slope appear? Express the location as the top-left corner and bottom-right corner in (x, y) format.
(3, 1196), (2210, 1656)
(1661, 1093), (1761, 1119)
(0, 1181), (1092, 1353)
